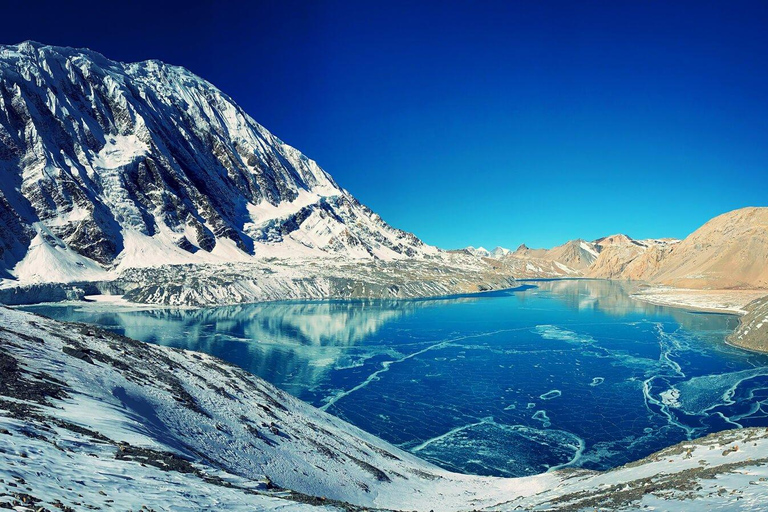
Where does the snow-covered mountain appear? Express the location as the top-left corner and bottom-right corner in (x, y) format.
(462, 246), (492, 258)
(459, 246), (511, 259)
(0, 42), (436, 284)
(489, 246), (511, 258)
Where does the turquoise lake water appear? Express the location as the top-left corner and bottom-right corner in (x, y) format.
(23, 280), (768, 477)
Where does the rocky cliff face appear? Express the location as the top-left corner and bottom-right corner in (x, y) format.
(0, 42), (435, 284)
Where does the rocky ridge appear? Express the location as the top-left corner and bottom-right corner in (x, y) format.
(728, 294), (768, 353)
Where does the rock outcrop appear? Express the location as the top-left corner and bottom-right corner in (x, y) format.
(729, 295), (768, 352)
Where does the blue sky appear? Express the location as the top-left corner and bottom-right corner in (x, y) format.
(5, 1), (768, 249)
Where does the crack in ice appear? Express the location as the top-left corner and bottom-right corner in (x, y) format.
(411, 417), (493, 452)
(319, 329), (522, 412)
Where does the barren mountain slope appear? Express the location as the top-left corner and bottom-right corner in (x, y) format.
(542, 239), (599, 270)
(496, 239), (599, 277)
(648, 207), (768, 289)
(586, 236), (679, 280)
(585, 235), (647, 279)
(463, 206), (767, 294)
(511, 244), (549, 259)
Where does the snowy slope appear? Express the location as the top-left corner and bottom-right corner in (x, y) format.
(0, 306), (549, 511)
(0, 42), (436, 285)
(4, 307), (768, 510)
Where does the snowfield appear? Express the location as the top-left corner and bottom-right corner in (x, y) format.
(630, 287), (768, 315)
(3, 307), (768, 511)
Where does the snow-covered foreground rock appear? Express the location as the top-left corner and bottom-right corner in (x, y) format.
(4, 306), (768, 511)
(0, 306), (550, 511)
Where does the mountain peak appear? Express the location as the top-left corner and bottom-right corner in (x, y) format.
(1, 41), (111, 64)
(0, 43), (435, 283)
(593, 233), (633, 246)
(489, 246), (511, 258)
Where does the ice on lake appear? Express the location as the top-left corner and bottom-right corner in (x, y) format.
(24, 280), (768, 477)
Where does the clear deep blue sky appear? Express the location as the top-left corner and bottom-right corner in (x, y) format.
(4, 1), (768, 249)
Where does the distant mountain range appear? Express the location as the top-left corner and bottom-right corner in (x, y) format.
(462, 206), (768, 289)
(460, 235), (680, 279)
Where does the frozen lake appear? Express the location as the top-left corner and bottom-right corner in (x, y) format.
(24, 280), (768, 477)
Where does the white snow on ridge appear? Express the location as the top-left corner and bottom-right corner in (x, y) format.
(90, 133), (150, 171)
(245, 188), (340, 226)
(580, 240), (599, 258)
(12, 225), (109, 283)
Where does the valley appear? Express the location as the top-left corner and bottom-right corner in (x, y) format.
(0, 40), (767, 511)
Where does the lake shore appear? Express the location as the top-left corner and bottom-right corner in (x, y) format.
(630, 285), (768, 354)
(630, 286), (767, 315)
